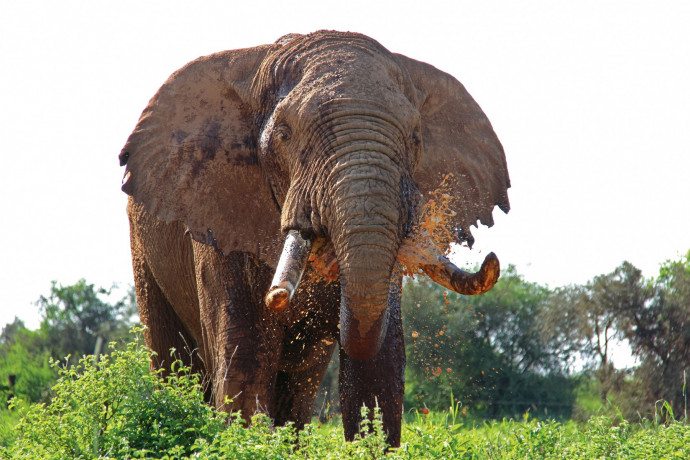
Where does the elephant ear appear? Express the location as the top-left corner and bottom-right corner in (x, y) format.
(395, 54), (510, 247)
(120, 45), (284, 266)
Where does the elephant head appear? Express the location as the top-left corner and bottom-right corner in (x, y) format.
(119, 31), (510, 360)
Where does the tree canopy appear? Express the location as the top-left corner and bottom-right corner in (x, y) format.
(402, 265), (577, 419)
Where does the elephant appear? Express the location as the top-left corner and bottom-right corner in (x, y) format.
(119, 30), (510, 447)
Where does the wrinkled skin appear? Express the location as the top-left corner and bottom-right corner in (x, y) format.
(120, 31), (510, 447)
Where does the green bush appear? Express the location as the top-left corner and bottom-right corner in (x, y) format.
(0, 329), (390, 459)
(0, 327), (57, 405)
(3, 329), (224, 459)
(1, 329), (688, 459)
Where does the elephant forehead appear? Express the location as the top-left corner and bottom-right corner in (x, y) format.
(269, 37), (410, 104)
(307, 57), (405, 100)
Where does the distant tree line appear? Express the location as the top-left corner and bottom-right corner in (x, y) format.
(545, 251), (690, 420)
(2, 250), (689, 423)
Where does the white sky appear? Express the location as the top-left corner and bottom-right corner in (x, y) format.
(1, 0), (688, 333)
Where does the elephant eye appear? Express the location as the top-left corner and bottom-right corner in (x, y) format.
(276, 123), (292, 142)
(411, 129), (421, 147)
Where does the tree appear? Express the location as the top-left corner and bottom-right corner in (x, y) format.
(618, 251), (690, 417)
(0, 320), (56, 404)
(544, 262), (650, 403)
(37, 280), (136, 365)
(402, 265), (577, 419)
(549, 253), (690, 419)
(0, 318), (26, 346)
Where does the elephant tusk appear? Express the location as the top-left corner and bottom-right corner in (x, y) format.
(265, 230), (312, 312)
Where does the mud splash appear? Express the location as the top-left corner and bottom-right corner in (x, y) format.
(307, 238), (339, 282)
(398, 174), (464, 278)
(414, 173), (459, 254)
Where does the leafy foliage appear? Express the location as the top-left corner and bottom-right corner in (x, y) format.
(0, 330), (392, 459)
(0, 280), (136, 407)
(5, 330), (223, 458)
(1, 331), (688, 459)
(0, 320), (55, 404)
(542, 262), (650, 404)
(619, 250), (690, 419)
(546, 252), (690, 420)
(37, 279), (137, 365)
(402, 266), (577, 419)
(2, 251), (690, 457)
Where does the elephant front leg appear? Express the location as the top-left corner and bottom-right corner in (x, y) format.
(193, 244), (283, 420)
(272, 353), (334, 431)
(206, 320), (281, 417)
(338, 272), (405, 448)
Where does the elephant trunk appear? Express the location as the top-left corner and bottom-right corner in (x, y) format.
(397, 235), (501, 296)
(326, 148), (407, 360)
(420, 251), (500, 295)
(336, 235), (396, 360)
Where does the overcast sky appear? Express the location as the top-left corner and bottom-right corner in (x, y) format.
(1, 0), (688, 332)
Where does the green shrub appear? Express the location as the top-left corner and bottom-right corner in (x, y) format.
(1, 329), (688, 459)
(3, 329), (224, 459)
(0, 329), (391, 459)
(0, 327), (58, 404)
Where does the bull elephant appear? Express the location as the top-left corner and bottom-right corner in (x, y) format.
(119, 30), (509, 447)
